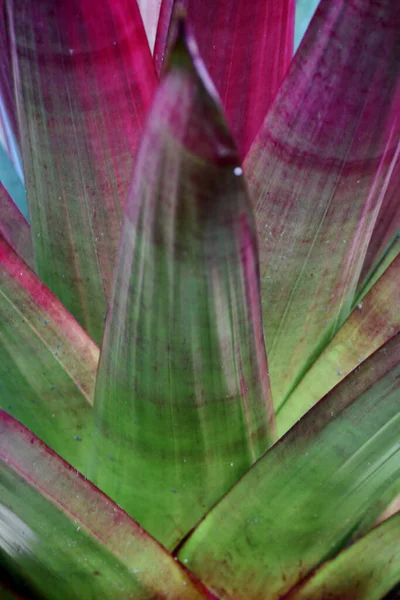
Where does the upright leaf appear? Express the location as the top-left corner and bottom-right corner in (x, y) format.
(179, 333), (400, 599)
(153, 0), (174, 75)
(356, 162), (400, 298)
(154, 0), (295, 155)
(0, 183), (33, 267)
(0, 411), (214, 600)
(90, 22), (275, 550)
(0, 235), (98, 472)
(245, 0), (400, 409)
(6, 0), (157, 343)
(285, 512), (400, 600)
(350, 479), (400, 544)
(277, 252), (400, 435)
(355, 233), (400, 305)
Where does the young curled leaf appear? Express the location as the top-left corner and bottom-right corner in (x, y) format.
(154, 0), (295, 156)
(90, 20), (275, 550)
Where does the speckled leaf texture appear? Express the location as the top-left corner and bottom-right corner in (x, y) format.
(6, 0), (157, 343)
(0, 235), (98, 472)
(285, 512), (400, 600)
(0, 411), (215, 600)
(153, 0), (295, 156)
(277, 252), (400, 435)
(245, 0), (400, 412)
(90, 23), (275, 551)
(179, 333), (400, 599)
(0, 186), (33, 268)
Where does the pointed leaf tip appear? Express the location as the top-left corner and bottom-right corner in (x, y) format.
(154, 0), (295, 155)
(163, 12), (239, 166)
(91, 16), (274, 549)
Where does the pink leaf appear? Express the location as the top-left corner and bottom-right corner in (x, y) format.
(154, 0), (295, 156)
(6, 0), (158, 343)
(0, 183), (33, 268)
(245, 0), (400, 410)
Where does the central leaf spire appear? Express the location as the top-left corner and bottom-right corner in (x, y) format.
(90, 15), (275, 550)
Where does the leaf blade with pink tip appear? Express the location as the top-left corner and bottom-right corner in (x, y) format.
(154, 0), (295, 156)
(90, 22), (275, 550)
(0, 235), (98, 472)
(0, 411), (215, 600)
(277, 252), (400, 435)
(0, 183), (33, 267)
(244, 0), (400, 411)
(6, 0), (157, 343)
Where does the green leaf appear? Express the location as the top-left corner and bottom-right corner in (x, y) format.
(285, 511), (400, 600)
(6, 0), (157, 343)
(244, 0), (400, 410)
(345, 475), (400, 545)
(356, 165), (400, 301)
(0, 184), (33, 268)
(277, 252), (400, 435)
(90, 21), (275, 550)
(0, 411), (215, 600)
(0, 235), (98, 472)
(355, 232), (400, 307)
(178, 333), (400, 599)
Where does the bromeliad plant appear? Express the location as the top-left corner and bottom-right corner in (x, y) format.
(0, 0), (399, 598)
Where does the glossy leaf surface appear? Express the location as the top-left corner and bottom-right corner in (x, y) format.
(179, 333), (400, 599)
(245, 0), (400, 410)
(285, 512), (400, 600)
(91, 24), (275, 550)
(350, 479), (400, 544)
(0, 236), (98, 472)
(277, 252), (400, 435)
(0, 411), (214, 600)
(154, 0), (295, 155)
(0, 184), (33, 268)
(7, 0), (157, 343)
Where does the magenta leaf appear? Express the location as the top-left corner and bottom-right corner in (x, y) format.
(0, 183), (33, 268)
(154, 0), (295, 156)
(6, 0), (158, 343)
(244, 0), (400, 410)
